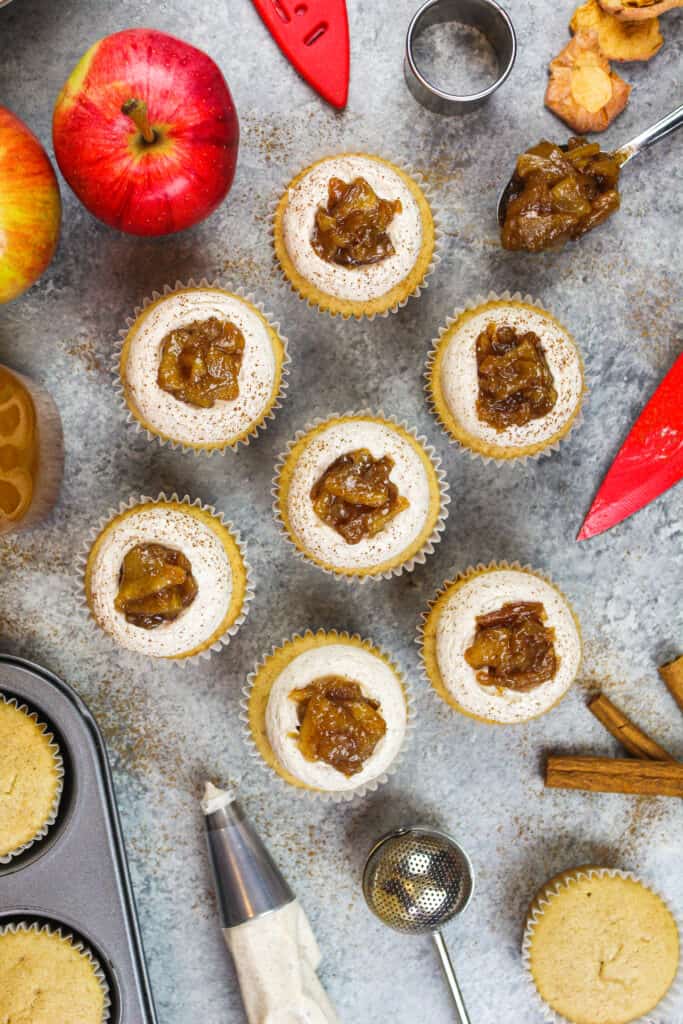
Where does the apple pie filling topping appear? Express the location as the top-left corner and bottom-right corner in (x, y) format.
(157, 316), (245, 408)
(115, 542), (198, 629)
(310, 449), (409, 545)
(289, 675), (387, 776)
(464, 601), (558, 692)
(476, 323), (558, 431)
(311, 177), (402, 267)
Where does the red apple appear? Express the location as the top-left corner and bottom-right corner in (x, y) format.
(0, 107), (61, 304)
(52, 28), (239, 236)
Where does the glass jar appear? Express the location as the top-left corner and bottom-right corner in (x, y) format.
(0, 364), (63, 535)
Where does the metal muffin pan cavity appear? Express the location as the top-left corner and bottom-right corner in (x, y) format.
(0, 654), (157, 1024)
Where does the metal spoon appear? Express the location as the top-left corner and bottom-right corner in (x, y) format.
(497, 103), (683, 226)
(363, 827), (475, 1023)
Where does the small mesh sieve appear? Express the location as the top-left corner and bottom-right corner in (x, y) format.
(363, 827), (475, 1023)
(363, 827), (473, 933)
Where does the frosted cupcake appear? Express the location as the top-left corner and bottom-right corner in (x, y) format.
(524, 867), (680, 1024)
(83, 495), (251, 659)
(427, 296), (585, 460)
(274, 154), (437, 318)
(244, 631), (411, 799)
(0, 922), (109, 1023)
(274, 413), (448, 581)
(117, 284), (288, 452)
(0, 694), (64, 862)
(0, 363), (63, 534)
(420, 564), (582, 723)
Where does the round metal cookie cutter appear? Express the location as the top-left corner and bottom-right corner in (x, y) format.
(405, 0), (517, 114)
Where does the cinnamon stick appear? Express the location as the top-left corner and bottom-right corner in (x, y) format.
(588, 694), (674, 761)
(546, 756), (683, 797)
(659, 655), (683, 716)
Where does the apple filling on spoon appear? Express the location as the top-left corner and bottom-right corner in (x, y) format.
(500, 137), (622, 252)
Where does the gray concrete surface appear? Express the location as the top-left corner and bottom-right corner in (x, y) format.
(0, 1), (681, 1021)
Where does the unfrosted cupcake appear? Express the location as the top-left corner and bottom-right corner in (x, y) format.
(243, 631), (411, 798)
(0, 922), (109, 1023)
(0, 363), (63, 534)
(0, 694), (63, 862)
(117, 284), (288, 452)
(427, 296), (584, 461)
(83, 495), (251, 659)
(524, 867), (680, 1024)
(420, 564), (582, 724)
(274, 153), (437, 318)
(274, 413), (448, 581)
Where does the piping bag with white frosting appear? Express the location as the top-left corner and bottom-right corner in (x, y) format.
(202, 782), (339, 1024)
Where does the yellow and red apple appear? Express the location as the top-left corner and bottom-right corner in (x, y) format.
(0, 107), (61, 304)
(53, 28), (239, 236)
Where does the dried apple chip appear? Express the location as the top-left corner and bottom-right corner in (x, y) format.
(545, 32), (631, 133)
(571, 0), (663, 60)
(598, 0), (681, 22)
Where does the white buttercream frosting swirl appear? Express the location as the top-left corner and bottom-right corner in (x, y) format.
(87, 504), (233, 657)
(122, 289), (280, 447)
(282, 156), (423, 302)
(265, 643), (407, 792)
(284, 418), (433, 572)
(434, 569), (581, 723)
(438, 303), (583, 450)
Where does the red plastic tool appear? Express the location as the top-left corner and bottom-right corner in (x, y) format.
(251, 0), (350, 109)
(578, 352), (683, 540)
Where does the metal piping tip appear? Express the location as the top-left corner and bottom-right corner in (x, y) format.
(202, 781), (294, 929)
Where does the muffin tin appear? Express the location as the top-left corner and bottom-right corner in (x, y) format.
(0, 653), (157, 1024)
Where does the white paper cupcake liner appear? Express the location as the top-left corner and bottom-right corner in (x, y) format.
(76, 492), (254, 664)
(416, 560), (583, 723)
(272, 409), (450, 584)
(522, 867), (683, 1024)
(271, 152), (443, 320)
(0, 920), (111, 1022)
(238, 629), (417, 803)
(0, 692), (64, 864)
(0, 365), (64, 535)
(424, 291), (588, 465)
(112, 279), (290, 455)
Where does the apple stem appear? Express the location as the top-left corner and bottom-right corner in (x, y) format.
(121, 99), (156, 145)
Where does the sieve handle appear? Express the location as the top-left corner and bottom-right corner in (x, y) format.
(433, 931), (472, 1024)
